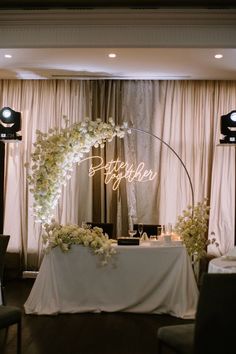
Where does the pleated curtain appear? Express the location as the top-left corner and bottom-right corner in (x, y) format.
(1, 79), (235, 269)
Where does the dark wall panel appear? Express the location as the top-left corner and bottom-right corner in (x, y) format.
(0, 1), (234, 9)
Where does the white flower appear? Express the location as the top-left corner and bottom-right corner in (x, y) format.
(42, 222), (116, 264)
(174, 198), (217, 260)
(27, 118), (128, 224)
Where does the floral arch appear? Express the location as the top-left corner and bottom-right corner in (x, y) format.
(27, 118), (130, 224)
(27, 118), (214, 260)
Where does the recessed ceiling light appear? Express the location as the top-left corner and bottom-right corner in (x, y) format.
(214, 54), (223, 59)
(4, 54), (12, 58)
(108, 53), (117, 58)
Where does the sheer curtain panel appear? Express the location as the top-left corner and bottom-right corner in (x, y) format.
(1, 79), (235, 269)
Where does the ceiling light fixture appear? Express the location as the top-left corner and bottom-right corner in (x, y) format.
(108, 53), (117, 58)
(4, 54), (12, 58)
(214, 54), (223, 59)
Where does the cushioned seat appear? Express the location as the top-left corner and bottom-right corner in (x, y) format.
(0, 305), (21, 329)
(158, 324), (194, 354)
(0, 305), (22, 354)
(157, 273), (236, 354)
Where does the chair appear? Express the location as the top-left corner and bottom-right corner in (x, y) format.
(86, 222), (113, 238)
(0, 305), (22, 354)
(157, 273), (236, 354)
(0, 235), (10, 305)
(133, 224), (161, 237)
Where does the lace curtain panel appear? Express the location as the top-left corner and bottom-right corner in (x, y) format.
(1, 79), (235, 269)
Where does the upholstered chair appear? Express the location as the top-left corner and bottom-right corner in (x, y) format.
(157, 273), (236, 354)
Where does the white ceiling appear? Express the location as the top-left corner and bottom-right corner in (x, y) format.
(0, 47), (236, 80)
(0, 8), (236, 80)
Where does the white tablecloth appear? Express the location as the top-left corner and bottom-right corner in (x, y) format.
(208, 257), (236, 273)
(24, 243), (198, 318)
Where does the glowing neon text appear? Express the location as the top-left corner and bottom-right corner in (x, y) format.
(79, 156), (157, 190)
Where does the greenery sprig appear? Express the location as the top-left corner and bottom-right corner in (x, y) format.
(174, 198), (218, 260)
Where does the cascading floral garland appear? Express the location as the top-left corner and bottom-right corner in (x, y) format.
(27, 117), (130, 224)
(26, 117), (130, 262)
(42, 220), (116, 265)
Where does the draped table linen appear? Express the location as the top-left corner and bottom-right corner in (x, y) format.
(208, 257), (236, 273)
(208, 247), (236, 273)
(24, 243), (198, 318)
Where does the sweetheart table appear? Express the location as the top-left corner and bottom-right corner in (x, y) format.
(24, 242), (198, 318)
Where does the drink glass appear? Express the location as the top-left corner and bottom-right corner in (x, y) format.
(82, 221), (87, 228)
(128, 229), (137, 238)
(138, 223), (143, 237)
(157, 226), (162, 237)
(166, 223), (172, 235)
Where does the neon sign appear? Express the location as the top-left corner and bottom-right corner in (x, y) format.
(79, 156), (157, 191)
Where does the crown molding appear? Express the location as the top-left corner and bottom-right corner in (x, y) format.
(0, 9), (235, 48)
(0, 8), (236, 26)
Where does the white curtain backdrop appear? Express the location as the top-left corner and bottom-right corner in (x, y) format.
(1, 79), (235, 269)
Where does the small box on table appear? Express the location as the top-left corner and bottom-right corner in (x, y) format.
(117, 237), (140, 246)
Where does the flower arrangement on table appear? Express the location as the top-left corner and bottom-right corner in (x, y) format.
(42, 220), (116, 265)
(174, 198), (218, 260)
(26, 117), (129, 224)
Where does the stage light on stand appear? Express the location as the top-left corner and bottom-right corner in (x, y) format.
(0, 106), (22, 141)
(0, 106), (22, 233)
(230, 112), (236, 122)
(220, 110), (236, 144)
(218, 110), (236, 246)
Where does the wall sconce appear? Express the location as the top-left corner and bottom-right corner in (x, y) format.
(220, 110), (236, 144)
(0, 106), (22, 140)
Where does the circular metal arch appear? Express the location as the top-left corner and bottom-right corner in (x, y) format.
(131, 127), (195, 210)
